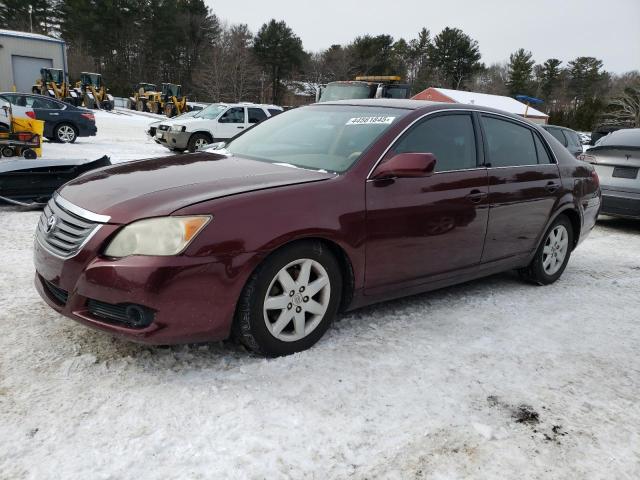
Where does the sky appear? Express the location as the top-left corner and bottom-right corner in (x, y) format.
(207, 0), (640, 74)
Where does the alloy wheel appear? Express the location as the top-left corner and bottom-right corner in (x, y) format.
(57, 125), (76, 143)
(263, 258), (331, 342)
(542, 225), (569, 275)
(194, 138), (209, 150)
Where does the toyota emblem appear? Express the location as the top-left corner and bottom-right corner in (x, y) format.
(46, 215), (57, 234)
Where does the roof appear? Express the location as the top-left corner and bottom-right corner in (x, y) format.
(0, 28), (64, 44)
(417, 87), (548, 118)
(318, 99), (441, 109)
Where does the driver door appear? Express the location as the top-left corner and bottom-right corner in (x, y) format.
(215, 107), (247, 140)
(365, 112), (489, 294)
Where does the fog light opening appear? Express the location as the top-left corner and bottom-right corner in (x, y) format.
(125, 304), (154, 328)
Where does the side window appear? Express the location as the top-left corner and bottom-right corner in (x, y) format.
(219, 107), (245, 123)
(247, 107), (268, 124)
(482, 116), (538, 167)
(393, 114), (477, 172)
(563, 130), (580, 149)
(268, 108), (282, 116)
(547, 127), (567, 146)
(534, 134), (553, 164)
(33, 97), (62, 109)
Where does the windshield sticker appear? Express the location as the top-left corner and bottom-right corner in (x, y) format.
(346, 116), (396, 126)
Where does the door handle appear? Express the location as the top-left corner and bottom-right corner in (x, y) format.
(50, 113), (59, 116)
(466, 189), (487, 204)
(237, 126), (244, 129)
(545, 181), (560, 193)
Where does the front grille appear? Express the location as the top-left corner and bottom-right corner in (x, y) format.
(43, 278), (69, 305)
(36, 197), (100, 259)
(87, 299), (155, 329)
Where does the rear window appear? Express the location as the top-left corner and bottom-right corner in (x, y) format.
(596, 129), (640, 148)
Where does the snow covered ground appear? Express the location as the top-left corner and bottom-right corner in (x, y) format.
(1, 111), (639, 478)
(41, 109), (169, 163)
(0, 213), (639, 479)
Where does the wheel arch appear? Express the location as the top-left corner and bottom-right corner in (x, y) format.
(245, 236), (356, 313)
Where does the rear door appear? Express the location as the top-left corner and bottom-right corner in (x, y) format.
(480, 114), (562, 262)
(365, 112), (489, 293)
(26, 96), (67, 137)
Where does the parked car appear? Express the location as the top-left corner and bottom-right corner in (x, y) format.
(147, 109), (200, 142)
(581, 128), (639, 219)
(0, 92), (97, 143)
(542, 125), (583, 158)
(155, 102), (283, 152)
(33, 99), (601, 356)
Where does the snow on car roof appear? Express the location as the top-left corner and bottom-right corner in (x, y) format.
(432, 87), (548, 118)
(0, 28), (64, 44)
(596, 128), (640, 148)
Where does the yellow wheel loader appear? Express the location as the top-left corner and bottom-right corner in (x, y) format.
(32, 68), (79, 105)
(129, 83), (159, 112)
(72, 73), (115, 110)
(144, 83), (189, 117)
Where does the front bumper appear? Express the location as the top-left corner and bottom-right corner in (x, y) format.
(601, 188), (640, 219)
(162, 130), (190, 150)
(33, 230), (256, 345)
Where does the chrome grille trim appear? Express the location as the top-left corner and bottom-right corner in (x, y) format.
(36, 196), (108, 259)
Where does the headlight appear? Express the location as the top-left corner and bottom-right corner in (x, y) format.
(104, 216), (211, 258)
(171, 125), (186, 132)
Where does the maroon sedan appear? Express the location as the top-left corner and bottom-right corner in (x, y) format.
(33, 100), (601, 356)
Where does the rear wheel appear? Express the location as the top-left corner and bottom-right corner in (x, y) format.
(54, 123), (77, 143)
(234, 241), (342, 357)
(187, 133), (211, 152)
(519, 215), (573, 285)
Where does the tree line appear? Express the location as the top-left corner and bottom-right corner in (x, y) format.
(1, 0), (638, 130)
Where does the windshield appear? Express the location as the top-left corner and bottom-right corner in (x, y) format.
(225, 105), (408, 172)
(319, 83), (377, 102)
(194, 104), (228, 120)
(383, 85), (411, 99)
(45, 69), (64, 84)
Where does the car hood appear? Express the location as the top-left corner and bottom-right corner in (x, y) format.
(58, 153), (336, 224)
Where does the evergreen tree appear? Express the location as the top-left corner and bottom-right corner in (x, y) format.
(538, 58), (562, 100)
(253, 19), (305, 104)
(429, 27), (483, 90)
(506, 48), (535, 96)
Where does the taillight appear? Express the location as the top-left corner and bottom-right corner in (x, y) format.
(81, 113), (95, 121)
(590, 169), (599, 188)
(26, 111), (36, 119)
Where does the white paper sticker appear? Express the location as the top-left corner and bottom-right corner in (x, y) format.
(346, 116), (396, 126)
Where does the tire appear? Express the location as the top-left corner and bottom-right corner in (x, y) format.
(187, 132), (212, 152)
(234, 241), (343, 357)
(54, 123), (77, 143)
(519, 215), (573, 285)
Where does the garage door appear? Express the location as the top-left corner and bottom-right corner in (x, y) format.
(11, 55), (53, 93)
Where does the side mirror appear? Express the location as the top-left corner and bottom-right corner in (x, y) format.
(371, 152), (437, 180)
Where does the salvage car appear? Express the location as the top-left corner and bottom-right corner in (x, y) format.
(581, 128), (639, 219)
(33, 99), (601, 356)
(155, 102), (283, 152)
(0, 92), (96, 143)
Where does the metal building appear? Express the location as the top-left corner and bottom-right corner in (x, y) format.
(0, 29), (67, 93)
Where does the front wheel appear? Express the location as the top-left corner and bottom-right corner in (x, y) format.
(234, 241), (342, 357)
(187, 133), (211, 152)
(519, 215), (573, 285)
